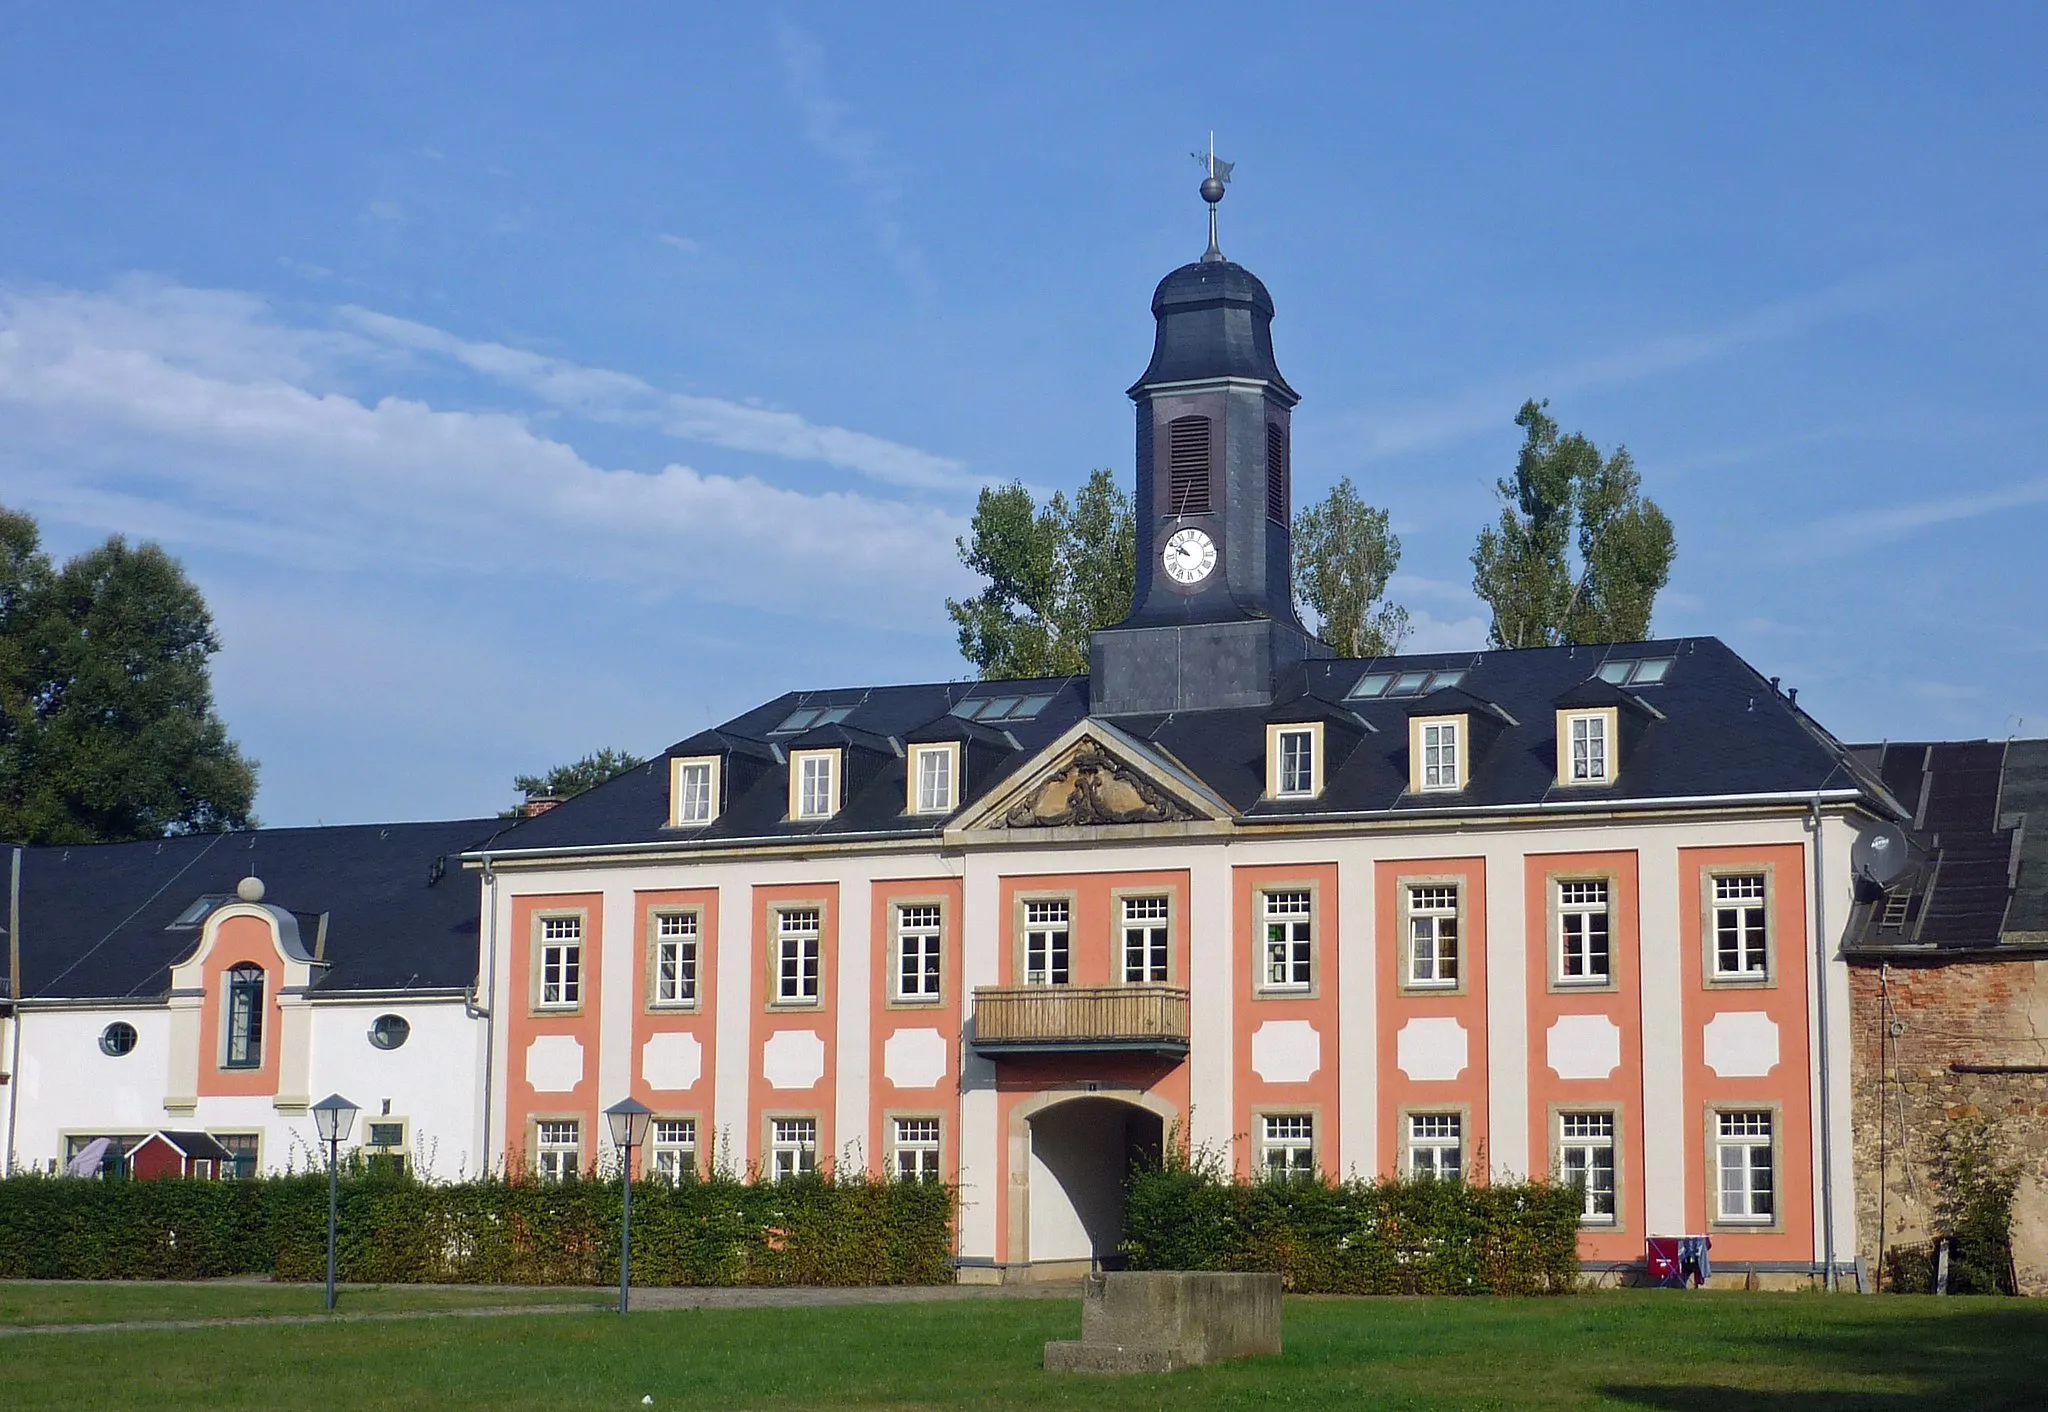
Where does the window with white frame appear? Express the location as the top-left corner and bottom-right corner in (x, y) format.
(1408, 1113), (1463, 1182)
(1715, 1110), (1775, 1222)
(776, 908), (822, 1004)
(1261, 891), (1314, 992)
(1024, 900), (1070, 986)
(538, 916), (582, 1009)
(892, 1116), (941, 1181)
(650, 1118), (697, 1182)
(1122, 896), (1170, 983)
(1407, 885), (1460, 987)
(653, 911), (699, 1006)
(223, 963), (265, 1068)
(675, 758), (717, 824)
(1567, 713), (1609, 783)
(1559, 1112), (1616, 1223)
(1713, 874), (1770, 978)
(912, 745), (954, 814)
(536, 1120), (580, 1181)
(1261, 1114), (1316, 1180)
(1558, 880), (1611, 983)
(771, 1117), (818, 1180)
(795, 751), (837, 819)
(896, 904), (942, 1001)
(1276, 728), (1316, 797)
(1420, 719), (1461, 791)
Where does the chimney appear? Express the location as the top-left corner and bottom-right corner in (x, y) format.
(522, 794), (562, 818)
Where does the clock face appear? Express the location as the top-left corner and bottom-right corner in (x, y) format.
(1162, 527), (1217, 585)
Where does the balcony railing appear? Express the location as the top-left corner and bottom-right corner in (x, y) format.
(970, 984), (1190, 1056)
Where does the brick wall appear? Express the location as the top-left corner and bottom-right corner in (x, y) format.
(1849, 958), (2048, 1293)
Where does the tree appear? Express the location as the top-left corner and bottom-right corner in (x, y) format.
(1471, 400), (1676, 649)
(0, 506), (258, 844)
(945, 469), (1134, 679)
(505, 747), (645, 816)
(1292, 477), (1411, 657)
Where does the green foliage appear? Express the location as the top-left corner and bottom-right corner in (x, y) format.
(945, 470), (1134, 679)
(0, 1169), (954, 1286)
(0, 505), (257, 844)
(1470, 400), (1676, 649)
(505, 747), (647, 816)
(1291, 477), (1410, 656)
(1122, 1154), (1582, 1295)
(1932, 1119), (2019, 1295)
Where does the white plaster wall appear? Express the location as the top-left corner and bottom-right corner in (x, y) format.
(305, 1000), (480, 1179)
(9, 1007), (171, 1171)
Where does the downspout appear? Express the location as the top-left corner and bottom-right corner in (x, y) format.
(6, 845), (22, 1175)
(469, 855), (500, 1176)
(1810, 799), (1838, 1291)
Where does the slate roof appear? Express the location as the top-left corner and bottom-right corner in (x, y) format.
(5, 818), (511, 1003)
(478, 637), (1894, 859)
(1842, 738), (2048, 956)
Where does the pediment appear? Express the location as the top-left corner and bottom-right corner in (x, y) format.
(954, 719), (1233, 834)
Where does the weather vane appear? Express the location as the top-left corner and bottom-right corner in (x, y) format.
(1189, 132), (1234, 263)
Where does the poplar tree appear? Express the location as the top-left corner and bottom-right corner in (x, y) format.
(1292, 477), (1410, 657)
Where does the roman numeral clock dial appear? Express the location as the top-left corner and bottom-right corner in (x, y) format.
(1162, 527), (1217, 585)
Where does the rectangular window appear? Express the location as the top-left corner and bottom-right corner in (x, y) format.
(536, 1120), (580, 1182)
(1277, 728), (1316, 797)
(796, 752), (836, 819)
(676, 759), (716, 824)
(1569, 714), (1609, 783)
(1261, 1114), (1315, 1180)
(771, 1117), (818, 1180)
(913, 746), (954, 814)
(1559, 1112), (1617, 1223)
(1407, 886), (1460, 988)
(1261, 891), (1314, 992)
(776, 908), (822, 1004)
(1558, 880), (1611, 983)
(1024, 900), (1070, 987)
(653, 911), (699, 1006)
(1408, 1113), (1463, 1182)
(213, 1133), (260, 1180)
(896, 904), (943, 1001)
(650, 1118), (697, 1182)
(1421, 721), (1461, 791)
(1122, 896), (1170, 983)
(1713, 875), (1770, 977)
(892, 1116), (941, 1182)
(1715, 1110), (1775, 1222)
(223, 964), (265, 1068)
(538, 916), (582, 1009)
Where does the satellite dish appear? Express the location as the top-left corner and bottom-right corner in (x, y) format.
(1852, 824), (1912, 888)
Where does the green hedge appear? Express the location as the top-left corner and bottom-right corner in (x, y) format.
(1123, 1163), (1583, 1295)
(0, 1170), (955, 1285)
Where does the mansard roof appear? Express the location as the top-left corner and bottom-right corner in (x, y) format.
(477, 637), (1896, 860)
(6, 817), (510, 1003)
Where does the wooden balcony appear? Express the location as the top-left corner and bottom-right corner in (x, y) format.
(970, 984), (1191, 1057)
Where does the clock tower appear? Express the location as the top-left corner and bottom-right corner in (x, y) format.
(1089, 167), (1331, 715)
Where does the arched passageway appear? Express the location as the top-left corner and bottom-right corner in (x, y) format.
(1026, 1097), (1164, 1266)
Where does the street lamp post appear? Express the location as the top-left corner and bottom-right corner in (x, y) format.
(604, 1097), (654, 1314)
(310, 1094), (359, 1312)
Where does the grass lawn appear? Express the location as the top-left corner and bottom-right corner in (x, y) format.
(1, 1289), (2044, 1409)
(0, 1281), (608, 1326)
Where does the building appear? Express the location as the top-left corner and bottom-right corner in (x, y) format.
(0, 185), (1904, 1285)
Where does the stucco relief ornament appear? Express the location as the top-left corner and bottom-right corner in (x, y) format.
(998, 740), (1198, 828)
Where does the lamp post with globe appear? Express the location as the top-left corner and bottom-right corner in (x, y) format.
(310, 1093), (359, 1311)
(605, 1097), (654, 1313)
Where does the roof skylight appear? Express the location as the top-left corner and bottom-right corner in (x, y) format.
(1345, 668), (1468, 702)
(771, 705), (853, 734)
(950, 693), (1053, 723)
(1595, 658), (1674, 687)
(166, 894), (235, 931)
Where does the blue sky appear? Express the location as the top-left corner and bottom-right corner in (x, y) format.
(2, 5), (2044, 826)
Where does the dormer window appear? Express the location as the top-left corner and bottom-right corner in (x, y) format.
(790, 749), (839, 820)
(1266, 723), (1322, 799)
(1559, 710), (1614, 786)
(1412, 717), (1464, 793)
(910, 743), (958, 814)
(670, 755), (721, 826)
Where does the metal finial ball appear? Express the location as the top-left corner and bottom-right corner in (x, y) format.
(1200, 176), (1226, 204)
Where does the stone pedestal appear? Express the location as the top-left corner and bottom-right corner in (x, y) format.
(1044, 1271), (1282, 1374)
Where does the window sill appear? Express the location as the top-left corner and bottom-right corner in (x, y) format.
(768, 998), (823, 1010)
(646, 1002), (701, 1014)
(1553, 977), (1618, 992)
(1254, 985), (1314, 999)
(1705, 974), (1775, 990)
(1402, 980), (1462, 994)
(888, 994), (944, 1008)
(530, 1006), (585, 1018)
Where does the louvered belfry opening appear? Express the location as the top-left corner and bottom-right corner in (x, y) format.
(1167, 415), (1212, 516)
(1266, 421), (1289, 523)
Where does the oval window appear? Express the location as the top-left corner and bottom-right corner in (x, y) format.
(99, 1022), (138, 1057)
(368, 1014), (411, 1051)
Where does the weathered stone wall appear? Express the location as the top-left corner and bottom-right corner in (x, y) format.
(1848, 958), (2048, 1293)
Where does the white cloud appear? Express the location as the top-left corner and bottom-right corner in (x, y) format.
(657, 233), (701, 254)
(1788, 476), (2048, 558)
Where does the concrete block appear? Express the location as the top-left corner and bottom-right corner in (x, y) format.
(1043, 1271), (1282, 1374)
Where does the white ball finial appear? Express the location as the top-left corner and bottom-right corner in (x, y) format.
(237, 876), (266, 903)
